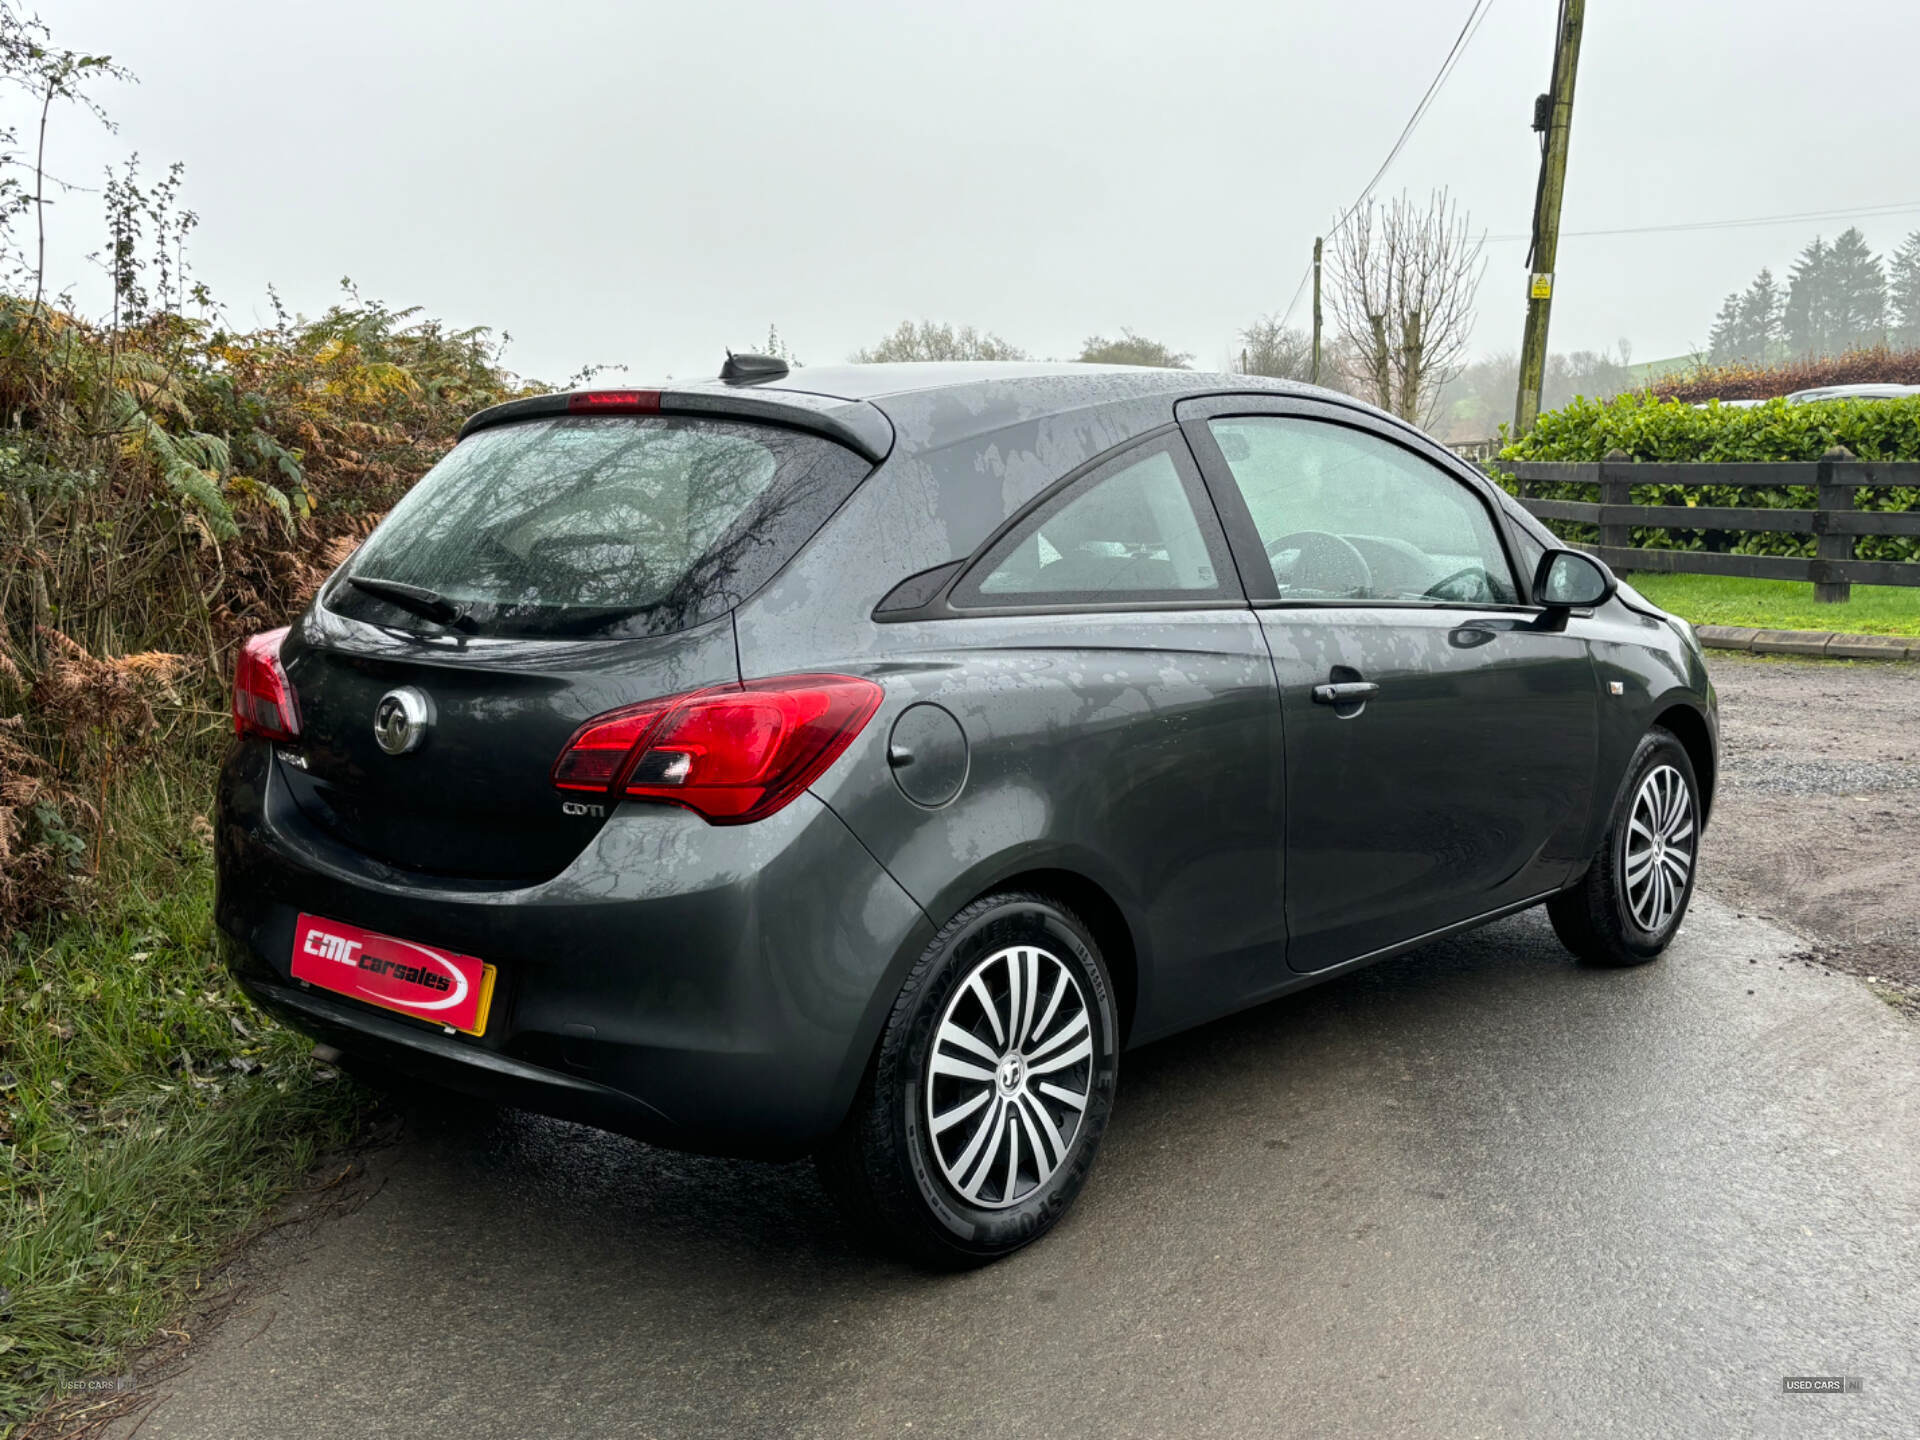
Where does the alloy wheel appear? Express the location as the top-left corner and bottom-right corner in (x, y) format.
(924, 944), (1093, 1209)
(1623, 763), (1695, 932)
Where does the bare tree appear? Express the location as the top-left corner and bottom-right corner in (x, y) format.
(1326, 190), (1485, 425)
(1428, 341), (1638, 442)
(1077, 329), (1191, 368)
(852, 320), (1026, 363)
(1233, 314), (1316, 381)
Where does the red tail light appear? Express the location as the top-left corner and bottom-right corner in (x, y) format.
(552, 674), (883, 825)
(566, 390), (661, 415)
(232, 627), (301, 742)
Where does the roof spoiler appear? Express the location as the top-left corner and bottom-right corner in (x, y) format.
(458, 387), (894, 463)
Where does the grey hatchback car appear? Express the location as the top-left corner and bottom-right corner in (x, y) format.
(218, 360), (1718, 1265)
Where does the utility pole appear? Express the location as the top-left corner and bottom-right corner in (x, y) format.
(1513, 0), (1585, 437)
(1311, 236), (1324, 385)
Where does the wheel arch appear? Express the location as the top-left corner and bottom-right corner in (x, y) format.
(988, 866), (1141, 1047)
(821, 854), (1147, 1145)
(1653, 701), (1716, 826)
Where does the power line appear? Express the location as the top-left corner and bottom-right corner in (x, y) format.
(1331, 0), (1495, 240)
(1275, 262), (1315, 335)
(1484, 198), (1920, 243)
(1280, 0), (1495, 329)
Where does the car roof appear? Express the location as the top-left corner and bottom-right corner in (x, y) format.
(707, 363), (1357, 459)
(462, 363), (1402, 467)
(680, 361), (1319, 405)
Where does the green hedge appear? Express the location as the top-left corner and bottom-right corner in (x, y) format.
(1493, 393), (1920, 561)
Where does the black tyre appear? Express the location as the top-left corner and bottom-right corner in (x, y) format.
(816, 891), (1120, 1268)
(1548, 727), (1701, 967)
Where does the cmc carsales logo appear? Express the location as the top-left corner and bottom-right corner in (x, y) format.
(304, 928), (363, 964)
(291, 914), (488, 1033)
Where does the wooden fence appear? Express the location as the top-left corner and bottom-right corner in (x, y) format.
(1505, 449), (1920, 602)
(1449, 437), (1501, 464)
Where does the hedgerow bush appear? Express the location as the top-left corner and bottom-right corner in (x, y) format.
(1494, 392), (1920, 562)
(0, 291), (535, 930)
(0, 9), (534, 1416)
(1650, 344), (1920, 403)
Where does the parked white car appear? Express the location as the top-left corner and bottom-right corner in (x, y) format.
(1785, 383), (1920, 404)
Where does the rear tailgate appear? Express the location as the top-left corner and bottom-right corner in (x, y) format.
(272, 407), (876, 881)
(278, 612), (738, 882)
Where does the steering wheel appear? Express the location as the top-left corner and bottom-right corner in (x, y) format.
(1265, 530), (1372, 597)
(1423, 565), (1496, 603)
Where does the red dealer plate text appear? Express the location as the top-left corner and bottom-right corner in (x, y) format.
(291, 913), (495, 1036)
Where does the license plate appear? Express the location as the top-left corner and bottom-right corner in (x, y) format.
(291, 913), (496, 1036)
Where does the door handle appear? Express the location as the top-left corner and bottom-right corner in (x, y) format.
(1311, 681), (1380, 706)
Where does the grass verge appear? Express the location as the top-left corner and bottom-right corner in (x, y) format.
(1625, 573), (1920, 636)
(0, 768), (365, 1429)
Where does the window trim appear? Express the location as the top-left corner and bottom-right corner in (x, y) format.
(873, 425), (1250, 622)
(1177, 396), (1543, 612)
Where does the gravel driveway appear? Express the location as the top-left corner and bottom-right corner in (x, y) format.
(1702, 653), (1920, 1003)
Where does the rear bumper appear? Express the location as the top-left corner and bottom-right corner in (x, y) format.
(225, 963), (682, 1135)
(216, 742), (933, 1158)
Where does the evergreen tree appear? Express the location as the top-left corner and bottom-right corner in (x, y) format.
(1826, 227), (1887, 349)
(1737, 268), (1783, 359)
(1784, 236), (1836, 357)
(1889, 230), (1920, 349)
(1709, 268), (1785, 362)
(1707, 290), (1744, 363)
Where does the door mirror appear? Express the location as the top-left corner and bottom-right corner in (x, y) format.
(1534, 548), (1616, 609)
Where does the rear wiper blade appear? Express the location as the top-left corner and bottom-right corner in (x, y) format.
(347, 576), (475, 632)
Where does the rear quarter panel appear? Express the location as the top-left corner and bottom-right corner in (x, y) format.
(788, 612), (1287, 1047)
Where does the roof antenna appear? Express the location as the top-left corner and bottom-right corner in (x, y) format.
(720, 350), (788, 384)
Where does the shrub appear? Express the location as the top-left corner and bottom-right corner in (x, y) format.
(0, 289), (537, 931)
(1649, 344), (1920, 403)
(0, 9), (509, 1415)
(1494, 391), (1920, 562)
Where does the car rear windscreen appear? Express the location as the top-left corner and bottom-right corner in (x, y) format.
(326, 414), (870, 638)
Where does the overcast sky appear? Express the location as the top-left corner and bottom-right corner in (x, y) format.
(40, 0), (1920, 385)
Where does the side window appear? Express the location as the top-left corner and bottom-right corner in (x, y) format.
(1500, 494), (1548, 590)
(952, 437), (1234, 607)
(1207, 417), (1518, 605)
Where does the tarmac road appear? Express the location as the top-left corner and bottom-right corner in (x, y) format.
(105, 894), (1919, 1440)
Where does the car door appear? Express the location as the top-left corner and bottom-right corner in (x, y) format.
(1179, 396), (1600, 973)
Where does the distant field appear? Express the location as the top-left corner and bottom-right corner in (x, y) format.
(1622, 353), (1700, 385)
(1626, 572), (1920, 636)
